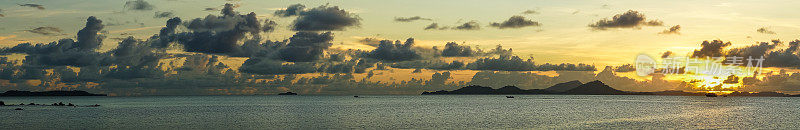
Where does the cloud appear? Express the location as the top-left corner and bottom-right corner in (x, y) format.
(0, 9), (5, 17)
(489, 15), (541, 29)
(1, 17), (111, 67)
(439, 42), (476, 57)
(154, 11), (174, 18)
(275, 4), (361, 31)
(151, 17), (181, 48)
(25, 27), (62, 36)
(391, 60), (465, 70)
(466, 55), (596, 71)
(589, 10), (663, 30)
(367, 38), (421, 62)
(423, 23), (448, 30)
(453, 21), (480, 30)
(690, 40), (731, 58)
(727, 40), (779, 58)
(274, 4), (305, 17)
(763, 40), (800, 67)
(521, 10), (539, 15)
(76, 16), (106, 51)
(756, 27), (776, 34)
(263, 19), (277, 32)
(661, 51), (673, 58)
(176, 3), (264, 54)
(124, 0), (155, 11)
(394, 16), (432, 22)
(18, 4), (45, 10)
(279, 32), (334, 62)
(659, 25), (680, 34)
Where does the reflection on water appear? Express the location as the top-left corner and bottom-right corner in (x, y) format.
(1, 95), (798, 129)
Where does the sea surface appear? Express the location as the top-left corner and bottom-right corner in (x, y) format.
(1, 95), (799, 129)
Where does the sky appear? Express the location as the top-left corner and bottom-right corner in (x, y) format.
(2, 0), (800, 95)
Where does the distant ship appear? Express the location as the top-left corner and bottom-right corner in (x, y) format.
(705, 93), (718, 97)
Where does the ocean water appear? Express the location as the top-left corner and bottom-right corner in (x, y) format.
(1, 95), (799, 129)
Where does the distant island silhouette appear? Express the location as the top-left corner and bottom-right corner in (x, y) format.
(423, 80), (798, 97)
(278, 92), (298, 95)
(0, 90), (106, 96)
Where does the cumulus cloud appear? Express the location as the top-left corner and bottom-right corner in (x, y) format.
(453, 21), (480, 30)
(154, 11), (174, 18)
(176, 3), (263, 54)
(756, 27), (776, 34)
(659, 25), (680, 34)
(279, 32), (334, 62)
(391, 60), (465, 70)
(489, 16), (540, 29)
(394, 16), (432, 22)
(1, 17), (109, 66)
(76, 16), (106, 51)
(691, 40), (731, 58)
(763, 40), (800, 67)
(367, 38), (421, 62)
(727, 40), (779, 58)
(124, 0), (155, 11)
(466, 55), (596, 71)
(25, 27), (62, 36)
(589, 10), (663, 30)
(274, 4), (305, 17)
(18, 4), (45, 10)
(439, 42), (476, 57)
(275, 4), (361, 31)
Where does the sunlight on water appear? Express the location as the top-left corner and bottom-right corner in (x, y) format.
(1, 95), (799, 129)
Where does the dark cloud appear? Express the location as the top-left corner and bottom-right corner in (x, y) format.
(154, 11), (174, 18)
(177, 3), (263, 54)
(262, 19), (277, 32)
(1, 17), (110, 67)
(727, 40), (779, 59)
(466, 55), (596, 71)
(589, 10), (663, 30)
(440, 42), (475, 57)
(394, 16), (432, 22)
(274, 4), (305, 17)
(756, 27), (776, 34)
(203, 8), (218, 11)
(489, 15), (540, 29)
(423, 23), (448, 30)
(661, 51), (673, 58)
(614, 64), (635, 72)
(764, 40), (800, 67)
(691, 40), (731, 58)
(25, 27), (62, 36)
(279, 32), (334, 62)
(287, 4), (361, 31)
(368, 38), (421, 62)
(18, 4), (45, 10)
(391, 60), (465, 70)
(0, 9), (5, 17)
(151, 17), (181, 48)
(124, 0), (155, 11)
(659, 25), (680, 34)
(76, 16), (105, 51)
(453, 21), (480, 30)
(521, 10), (539, 15)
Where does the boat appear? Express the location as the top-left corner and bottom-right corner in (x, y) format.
(705, 93), (718, 97)
(14, 108), (23, 110)
(354, 95), (359, 98)
(506, 96), (514, 98)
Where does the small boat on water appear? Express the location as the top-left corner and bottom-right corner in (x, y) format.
(705, 93), (718, 97)
(506, 96), (514, 98)
(14, 108), (23, 110)
(354, 95), (359, 98)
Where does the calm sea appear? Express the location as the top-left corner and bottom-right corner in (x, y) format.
(1, 95), (799, 129)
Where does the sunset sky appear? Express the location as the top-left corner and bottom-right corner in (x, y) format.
(2, 0), (800, 95)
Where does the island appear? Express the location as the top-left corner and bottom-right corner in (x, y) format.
(0, 90), (106, 97)
(423, 80), (798, 97)
(278, 92), (298, 95)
